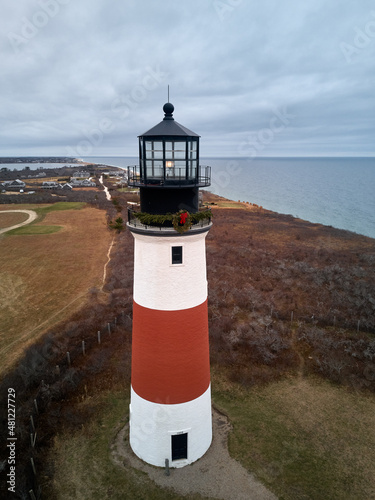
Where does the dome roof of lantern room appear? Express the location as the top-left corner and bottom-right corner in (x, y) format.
(139, 103), (200, 138)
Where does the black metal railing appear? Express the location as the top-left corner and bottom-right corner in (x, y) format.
(127, 165), (211, 188)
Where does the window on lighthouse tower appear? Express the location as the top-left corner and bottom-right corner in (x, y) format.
(171, 246), (183, 265)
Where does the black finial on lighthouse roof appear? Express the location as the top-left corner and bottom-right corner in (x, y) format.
(140, 102), (199, 137)
(163, 102), (174, 120)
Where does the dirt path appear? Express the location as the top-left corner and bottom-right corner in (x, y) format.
(111, 408), (277, 500)
(0, 210), (38, 234)
(101, 236), (115, 291)
(99, 175), (111, 200)
(0, 209), (38, 234)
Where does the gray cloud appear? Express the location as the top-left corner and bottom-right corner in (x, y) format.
(1, 0), (374, 157)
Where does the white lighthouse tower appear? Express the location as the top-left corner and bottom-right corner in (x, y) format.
(127, 102), (212, 468)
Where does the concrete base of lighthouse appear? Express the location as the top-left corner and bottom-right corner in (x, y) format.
(129, 385), (212, 468)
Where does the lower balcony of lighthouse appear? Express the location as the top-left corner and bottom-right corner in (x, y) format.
(127, 207), (212, 236)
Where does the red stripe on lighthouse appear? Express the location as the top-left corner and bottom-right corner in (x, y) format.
(131, 300), (210, 404)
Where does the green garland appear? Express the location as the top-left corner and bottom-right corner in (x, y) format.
(131, 209), (212, 232)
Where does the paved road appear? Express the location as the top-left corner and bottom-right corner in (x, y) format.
(0, 209), (38, 235)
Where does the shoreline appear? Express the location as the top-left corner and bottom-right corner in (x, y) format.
(1, 158), (374, 240)
(203, 191), (375, 242)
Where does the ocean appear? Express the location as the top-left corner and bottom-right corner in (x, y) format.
(4, 156), (375, 239)
(80, 156), (375, 239)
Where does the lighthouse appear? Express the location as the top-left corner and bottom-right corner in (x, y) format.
(127, 102), (212, 468)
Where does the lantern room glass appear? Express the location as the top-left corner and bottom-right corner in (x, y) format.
(140, 137), (199, 184)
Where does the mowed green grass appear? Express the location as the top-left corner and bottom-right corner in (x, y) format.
(0, 203), (86, 239)
(41, 201), (86, 212)
(7, 225), (62, 235)
(0, 202), (111, 377)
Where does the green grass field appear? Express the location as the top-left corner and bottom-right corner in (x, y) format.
(6, 225), (62, 235)
(40, 201), (86, 212)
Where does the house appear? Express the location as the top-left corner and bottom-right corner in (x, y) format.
(27, 172), (47, 178)
(115, 178), (127, 187)
(3, 179), (26, 191)
(69, 178), (96, 187)
(61, 183), (73, 190)
(72, 170), (90, 178)
(42, 181), (62, 189)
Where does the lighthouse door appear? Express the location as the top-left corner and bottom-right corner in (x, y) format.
(171, 433), (188, 461)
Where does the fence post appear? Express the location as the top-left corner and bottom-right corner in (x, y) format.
(291, 311), (294, 324)
(30, 457), (37, 476)
(82, 340), (86, 356)
(67, 352), (71, 366)
(30, 415), (35, 433)
(97, 331), (101, 344)
(29, 490), (37, 500)
(34, 399), (39, 415)
(108, 323), (111, 335)
(30, 432), (37, 448)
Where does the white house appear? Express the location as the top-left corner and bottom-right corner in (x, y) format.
(72, 170), (90, 178)
(70, 178), (96, 187)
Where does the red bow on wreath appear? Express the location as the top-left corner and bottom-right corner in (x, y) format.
(179, 212), (188, 224)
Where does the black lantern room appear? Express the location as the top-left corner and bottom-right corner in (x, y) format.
(128, 103), (211, 215)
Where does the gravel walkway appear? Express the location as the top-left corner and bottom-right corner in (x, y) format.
(111, 408), (277, 500)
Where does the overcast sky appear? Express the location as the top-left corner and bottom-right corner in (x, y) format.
(1, 0), (374, 158)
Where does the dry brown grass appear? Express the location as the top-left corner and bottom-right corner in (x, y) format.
(0, 211), (29, 228)
(25, 176), (64, 184)
(213, 371), (375, 499)
(0, 204), (112, 378)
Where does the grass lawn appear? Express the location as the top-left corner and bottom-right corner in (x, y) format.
(48, 390), (205, 500)
(7, 225), (62, 235)
(0, 202), (112, 377)
(47, 371), (375, 500)
(212, 369), (375, 500)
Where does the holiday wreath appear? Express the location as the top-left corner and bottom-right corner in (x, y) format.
(172, 210), (192, 234)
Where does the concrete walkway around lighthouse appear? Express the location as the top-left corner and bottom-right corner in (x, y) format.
(111, 407), (277, 500)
